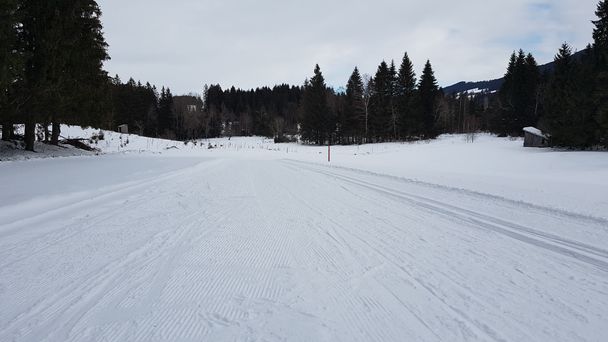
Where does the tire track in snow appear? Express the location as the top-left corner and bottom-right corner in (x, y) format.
(0, 159), (223, 269)
(106, 161), (302, 341)
(1, 209), (206, 342)
(0, 228), (173, 341)
(0, 161), (226, 342)
(288, 161), (608, 273)
(283, 158), (608, 224)
(86, 185), (250, 341)
(280, 159), (607, 341)
(274, 162), (451, 341)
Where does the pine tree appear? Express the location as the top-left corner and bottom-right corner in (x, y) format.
(593, 1), (608, 51)
(300, 65), (332, 145)
(18, 0), (109, 150)
(369, 61), (393, 141)
(143, 82), (159, 136)
(389, 60), (398, 140)
(593, 0), (608, 145)
(19, 0), (50, 150)
(203, 84), (224, 138)
(343, 67), (365, 144)
(158, 87), (175, 137)
(544, 43), (596, 147)
(544, 43), (575, 144)
(495, 53), (515, 134)
(0, 0), (23, 141)
(55, 0), (110, 143)
(418, 60), (439, 138)
(395, 52), (417, 138)
(525, 53), (541, 125)
(499, 50), (540, 136)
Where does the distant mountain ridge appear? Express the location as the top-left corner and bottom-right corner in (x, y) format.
(443, 49), (588, 95)
(442, 79), (504, 95)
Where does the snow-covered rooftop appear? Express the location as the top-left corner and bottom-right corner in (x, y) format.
(523, 126), (547, 138)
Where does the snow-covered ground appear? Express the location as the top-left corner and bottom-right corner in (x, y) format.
(1, 127), (607, 341)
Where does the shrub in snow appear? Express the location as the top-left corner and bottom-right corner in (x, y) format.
(91, 131), (105, 142)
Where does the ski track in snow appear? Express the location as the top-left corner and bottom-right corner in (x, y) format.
(1, 156), (607, 341)
(284, 160), (608, 272)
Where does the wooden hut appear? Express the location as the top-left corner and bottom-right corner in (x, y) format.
(523, 127), (549, 147)
(117, 124), (128, 134)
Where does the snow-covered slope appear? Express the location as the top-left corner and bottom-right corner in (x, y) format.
(0, 125), (187, 161)
(1, 127), (608, 341)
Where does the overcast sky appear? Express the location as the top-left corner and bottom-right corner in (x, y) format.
(97, 0), (599, 95)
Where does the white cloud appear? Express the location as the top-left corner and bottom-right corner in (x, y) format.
(98, 0), (599, 94)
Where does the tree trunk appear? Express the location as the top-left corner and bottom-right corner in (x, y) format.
(25, 121), (36, 151)
(2, 121), (13, 141)
(51, 122), (60, 145)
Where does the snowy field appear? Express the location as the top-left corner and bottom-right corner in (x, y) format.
(1, 127), (608, 341)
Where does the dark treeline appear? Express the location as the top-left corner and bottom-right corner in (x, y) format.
(94, 81), (304, 142)
(202, 84), (302, 139)
(299, 57), (443, 145)
(492, 37), (608, 148)
(298, 56), (495, 145)
(106, 81), (304, 142)
(298, 0), (608, 148)
(108, 76), (176, 139)
(1, 1), (607, 150)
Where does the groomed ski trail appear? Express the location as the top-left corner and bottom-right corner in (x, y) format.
(1, 157), (607, 341)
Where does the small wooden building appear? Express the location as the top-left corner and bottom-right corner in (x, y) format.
(523, 127), (549, 147)
(117, 124), (128, 134)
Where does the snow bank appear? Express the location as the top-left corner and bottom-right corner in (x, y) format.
(0, 139), (97, 161)
(1, 125), (200, 162)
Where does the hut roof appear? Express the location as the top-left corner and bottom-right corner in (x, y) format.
(523, 127), (548, 138)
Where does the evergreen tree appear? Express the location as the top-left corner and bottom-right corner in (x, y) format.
(593, 0), (608, 145)
(389, 60), (398, 140)
(19, 0), (53, 150)
(300, 65), (332, 145)
(418, 60), (439, 137)
(343, 67), (365, 144)
(544, 43), (596, 147)
(0, 0), (23, 141)
(56, 0), (110, 142)
(395, 52), (417, 138)
(544, 44), (575, 140)
(369, 61), (393, 141)
(593, 1), (608, 51)
(203, 84), (223, 138)
(525, 53), (541, 124)
(143, 82), (159, 136)
(158, 87), (175, 137)
(499, 50), (540, 136)
(18, 0), (109, 150)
